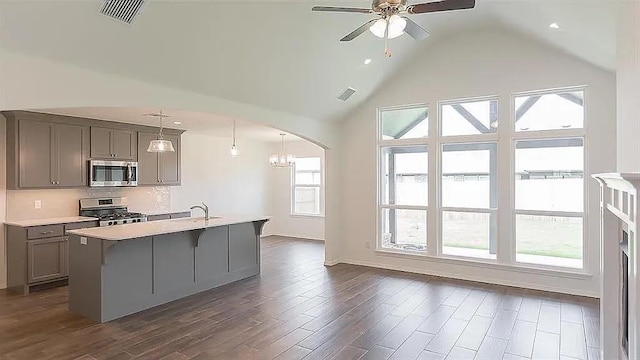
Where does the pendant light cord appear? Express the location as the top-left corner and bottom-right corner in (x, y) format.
(157, 110), (166, 140)
(232, 119), (237, 146)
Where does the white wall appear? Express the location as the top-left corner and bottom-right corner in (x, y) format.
(616, 2), (640, 173)
(338, 30), (616, 297)
(269, 140), (325, 241)
(171, 133), (272, 218)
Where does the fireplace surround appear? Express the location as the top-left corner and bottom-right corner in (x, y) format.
(593, 173), (639, 360)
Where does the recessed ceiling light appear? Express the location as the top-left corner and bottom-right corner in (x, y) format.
(173, 121), (182, 125)
(549, 23), (560, 29)
(364, 58), (372, 65)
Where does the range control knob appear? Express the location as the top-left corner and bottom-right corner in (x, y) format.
(108, 221), (113, 226)
(123, 220), (128, 224)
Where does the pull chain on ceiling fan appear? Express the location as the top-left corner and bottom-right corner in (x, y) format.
(312, 0), (476, 57)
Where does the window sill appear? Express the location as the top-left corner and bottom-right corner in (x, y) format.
(290, 213), (325, 219)
(373, 248), (593, 280)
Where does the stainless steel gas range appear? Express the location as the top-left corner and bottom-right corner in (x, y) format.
(79, 197), (147, 227)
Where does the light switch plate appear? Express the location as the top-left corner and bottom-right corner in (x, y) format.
(34, 200), (41, 209)
(80, 237), (87, 245)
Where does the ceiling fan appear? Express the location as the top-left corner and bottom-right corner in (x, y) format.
(312, 0), (476, 57)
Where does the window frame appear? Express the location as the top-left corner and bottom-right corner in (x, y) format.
(510, 86), (588, 270)
(437, 96), (501, 261)
(375, 87), (589, 273)
(291, 157), (324, 217)
(377, 103), (431, 253)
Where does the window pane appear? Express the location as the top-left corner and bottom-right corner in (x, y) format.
(295, 157), (321, 171)
(381, 146), (428, 206)
(442, 211), (496, 259)
(441, 98), (498, 136)
(515, 138), (584, 212)
(381, 106), (428, 140)
(515, 90), (584, 132)
(380, 208), (426, 252)
(442, 143), (497, 209)
(516, 215), (583, 268)
(294, 187), (320, 215)
(294, 157), (321, 185)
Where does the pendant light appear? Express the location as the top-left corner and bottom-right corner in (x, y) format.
(230, 119), (239, 157)
(146, 110), (175, 153)
(269, 133), (295, 167)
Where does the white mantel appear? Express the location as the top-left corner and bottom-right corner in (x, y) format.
(592, 173), (639, 360)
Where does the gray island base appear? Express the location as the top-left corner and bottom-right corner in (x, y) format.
(67, 217), (268, 323)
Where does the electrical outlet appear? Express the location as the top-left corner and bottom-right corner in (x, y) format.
(34, 200), (41, 209)
(80, 237), (88, 245)
(365, 241), (371, 249)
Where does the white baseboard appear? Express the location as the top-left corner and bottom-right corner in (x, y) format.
(340, 258), (599, 298)
(324, 259), (340, 266)
(0, 282), (6, 290)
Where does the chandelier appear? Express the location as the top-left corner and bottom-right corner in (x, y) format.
(269, 133), (295, 167)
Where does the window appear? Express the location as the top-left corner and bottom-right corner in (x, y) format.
(441, 143), (498, 259)
(515, 138), (585, 268)
(376, 87), (586, 271)
(514, 89), (585, 269)
(380, 146), (428, 251)
(292, 157), (322, 216)
(378, 105), (429, 252)
(440, 98), (499, 259)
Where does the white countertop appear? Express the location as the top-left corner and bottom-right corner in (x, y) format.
(67, 215), (270, 241)
(5, 216), (99, 227)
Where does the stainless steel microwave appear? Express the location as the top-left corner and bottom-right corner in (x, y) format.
(89, 160), (138, 187)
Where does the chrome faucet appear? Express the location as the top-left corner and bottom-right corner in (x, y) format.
(190, 202), (209, 220)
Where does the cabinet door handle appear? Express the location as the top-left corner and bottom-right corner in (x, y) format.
(40, 231), (54, 235)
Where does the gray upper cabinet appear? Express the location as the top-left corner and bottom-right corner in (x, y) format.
(16, 119), (88, 188)
(4, 111), (182, 190)
(18, 120), (54, 188)
(159, 134), (180, 185)
(90, 127), (135, 160)
(138, 132), (181, 186)
(56, 124), (89, 187)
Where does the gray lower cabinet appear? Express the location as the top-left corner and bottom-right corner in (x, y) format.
(138, 132), (181, 185)
(6, 220), (99, 294)
(90, 127), (136, 160)
(27, 237), (66, 283)
(12, 118), (89, 189)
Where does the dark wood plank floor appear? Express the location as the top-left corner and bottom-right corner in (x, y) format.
(0, 236), (600, 360)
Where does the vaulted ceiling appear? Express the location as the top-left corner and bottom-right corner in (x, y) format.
(0, 0), (616, 123)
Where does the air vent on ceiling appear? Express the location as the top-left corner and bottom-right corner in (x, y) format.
(100, 0), (145, 24)
(337, 87), (357, 102)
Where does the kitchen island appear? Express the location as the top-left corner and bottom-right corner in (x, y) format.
(66, 216), (269, 323)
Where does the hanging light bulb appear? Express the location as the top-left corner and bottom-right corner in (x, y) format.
(269, 134), (295, 167)
(146, 111), (175, 153)
(230, 119), (239, 157)
(369, 15), (407, 39)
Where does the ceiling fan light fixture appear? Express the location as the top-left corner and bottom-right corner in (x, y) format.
(369, 15), (406, 39)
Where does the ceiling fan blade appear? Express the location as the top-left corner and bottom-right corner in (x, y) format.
(340, 19), (378, 42)
(403, 18), (430, 40)
(407, 0), (475, 14)
(312, 6), (374, 14)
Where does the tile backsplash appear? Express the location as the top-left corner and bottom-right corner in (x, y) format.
(6, 187), (171, 221)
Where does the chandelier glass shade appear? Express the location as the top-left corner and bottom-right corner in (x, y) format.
(270, 134), (295, 167)
(369, 15), (407, 39)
